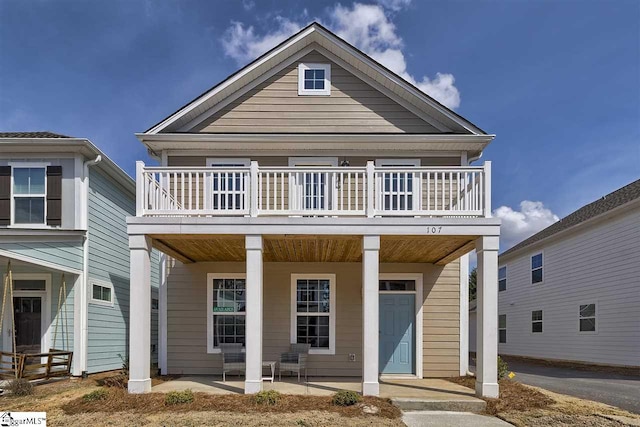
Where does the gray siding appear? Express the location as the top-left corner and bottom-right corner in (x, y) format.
(497, 207), (640, 367)
(0, 241), (82, 272)
(87, 168), (160, 372)
(192, 50), (439, 134)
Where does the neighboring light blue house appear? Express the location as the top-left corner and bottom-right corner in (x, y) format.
(0, 132), (159, 376)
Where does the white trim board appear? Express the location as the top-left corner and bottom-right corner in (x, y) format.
(290, 273), (336, 355)
(206, 273), (247, 354)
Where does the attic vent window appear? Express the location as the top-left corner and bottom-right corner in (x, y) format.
(298, 63), (331, 96)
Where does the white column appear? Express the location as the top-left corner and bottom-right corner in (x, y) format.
(459, 253), (469, 376)
(245, 235), (263, 394)
(128, 235), (152, 393)
(362, 235), (380, 396)
(475, 236), (499, 398)
(158, 253), (168, 375)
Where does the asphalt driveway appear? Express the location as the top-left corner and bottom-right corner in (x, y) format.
(473, 358), (640, 414)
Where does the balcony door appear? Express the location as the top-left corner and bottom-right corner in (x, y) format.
(375, 159), (420, 212)
(206, 158), (250, 212)
(289, 157), (338, 212)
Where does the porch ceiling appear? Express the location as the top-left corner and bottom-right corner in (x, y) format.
(150, 234), (476, 265)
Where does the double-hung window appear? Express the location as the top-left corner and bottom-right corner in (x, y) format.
(531, 253), (543, 284)
(498, 266), (507, 292)
(13, 166), (46, 224)
(291, 274), (335, 355)
(579, 303), (597, 332)
(207, 275), (246, 353)
(498, 314), (507, 343)
(531, 310), (543, 333)
(298, 63), (331, 96)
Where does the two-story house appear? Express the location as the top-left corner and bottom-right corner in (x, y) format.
(0, 132), (160, 377)
(127, 23), (501, 398)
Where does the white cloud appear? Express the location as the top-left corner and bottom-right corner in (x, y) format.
(220, 2), (461, 109)
(241, 0), (255, 11)
(494, 201), (560, 252)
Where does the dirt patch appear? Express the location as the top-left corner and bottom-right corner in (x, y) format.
(61, 388), (401, 420)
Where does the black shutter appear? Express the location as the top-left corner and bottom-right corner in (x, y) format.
(0, 166), (10, 225)
(46, 166), (62, 226)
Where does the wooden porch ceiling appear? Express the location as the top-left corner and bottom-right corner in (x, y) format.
(150, 234), (476, 265)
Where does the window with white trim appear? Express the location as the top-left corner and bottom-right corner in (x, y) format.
(531, 253), (543, 284)
(579, 303), (597, 332)
(531, 310), (543, 333)
(291, 274), (335, 354)
(498, 266), (507, 292)
(375, 159), (420, 211)
(90, 281), (114, 306)
(498, 314), (507, 343)
(205, 158), (250, 211)
(207, 275), (245, 353)
(298, 63), (331, 95)
(13, 167), (46, 224)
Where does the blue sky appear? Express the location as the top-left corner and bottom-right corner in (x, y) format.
(1, 0), (638, 249)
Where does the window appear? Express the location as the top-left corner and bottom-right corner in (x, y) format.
(13, 279), (46, 291)
(151, 298), (159, 311)
(206, 158), (250, 211)
(498, 266), (507, 291)
(291, 274), (335, 355)
(207, 275), (245, 353)
(498, 314), (507, 343)
(531, 253), (543, 284)
(298, 63), (331, 95)
(375, 159), (420, 211)
(579, 303), (597, 332)
(90, 281), (114, 306)
(379, 279), (415, 291)
(13, 167), (46, 224)
(531, 310), (543, 333)
(289, 157), (338, 211)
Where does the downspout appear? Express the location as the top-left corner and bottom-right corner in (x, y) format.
(80, 155), (101, 376)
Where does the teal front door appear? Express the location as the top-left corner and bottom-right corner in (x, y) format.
(379, 294), (415, 374)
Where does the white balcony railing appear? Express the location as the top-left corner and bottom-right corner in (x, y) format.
(136, 161), (491, 218)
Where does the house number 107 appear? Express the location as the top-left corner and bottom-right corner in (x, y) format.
(426, 226), (442, 234)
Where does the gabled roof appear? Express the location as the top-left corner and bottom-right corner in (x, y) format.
(0, 131), (69, 138)
(144, 22), (488, 136)
(500, 179), (640, 259)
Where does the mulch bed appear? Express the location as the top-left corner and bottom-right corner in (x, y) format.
(61, 389), (401, 419)
(447, 376), (554, 416)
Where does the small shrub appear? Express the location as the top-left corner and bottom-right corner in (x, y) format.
(165, 389), (194, 405)
(117, 353), (129, 375)
(332, 390), (360, 406)
(254, 390), (281, 406)
(6, 378), (34, 396)
(97, 374), (127, 388)
(82, 388), (109, 402)
(498, 356), (509, 380)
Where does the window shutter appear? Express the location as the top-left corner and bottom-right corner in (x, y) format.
(46, 166), (62, 226)
(0, 166), (10, 225)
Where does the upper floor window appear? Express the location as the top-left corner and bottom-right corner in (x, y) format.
(498, 266), (507, 291)
(13, 167), (46, 224)
(531, 253), (543, 284)
(298, 63), (331, 96)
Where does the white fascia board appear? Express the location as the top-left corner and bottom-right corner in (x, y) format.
(498, 198), (640, 263)
(145, 26), (317, 135)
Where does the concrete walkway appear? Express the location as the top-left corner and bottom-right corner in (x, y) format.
(402, 411), (512, 427)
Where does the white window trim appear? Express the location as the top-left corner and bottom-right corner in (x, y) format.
(498, 314), (507, 343)
(89, 278), (115, 307)
(531, 252), (544, 285)
(498, 265), (507, 292)
(8, 162), (50, 228)
(578, 301), (598, 334)
(379, 272), (423, 379)
(290, 274), (336, 355)
(207, 273), (246, 354)
(1, 273), (52, 353)
(531, 309), (543, 334)
(298, 63), (331, 96)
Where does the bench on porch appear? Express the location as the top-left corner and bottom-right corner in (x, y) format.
(0, 349), (73, 381)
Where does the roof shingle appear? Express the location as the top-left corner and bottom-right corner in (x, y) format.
(0, 131), (70, 138)
(500, 179), (640, 258)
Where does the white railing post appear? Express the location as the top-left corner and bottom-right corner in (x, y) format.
(250, 161), (259, 217)
(483, 161), (492, 217)
(366, 161), (375, 218)
(136, 161), (145, 216)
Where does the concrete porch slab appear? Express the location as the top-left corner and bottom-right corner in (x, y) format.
(152, 376), (486, 412)
(403, 411), (512, 427)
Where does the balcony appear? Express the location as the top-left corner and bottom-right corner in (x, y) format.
(135, 161), (491, 219)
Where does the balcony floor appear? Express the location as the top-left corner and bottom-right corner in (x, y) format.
(149, 234), (476, 264)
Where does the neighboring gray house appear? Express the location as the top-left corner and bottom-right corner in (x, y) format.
(0, 132), (159, 376)
(475, 179), (639, 367)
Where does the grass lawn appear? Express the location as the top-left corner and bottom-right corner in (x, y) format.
(448, 376), (640, 427)
(0, 373), (403, 426)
